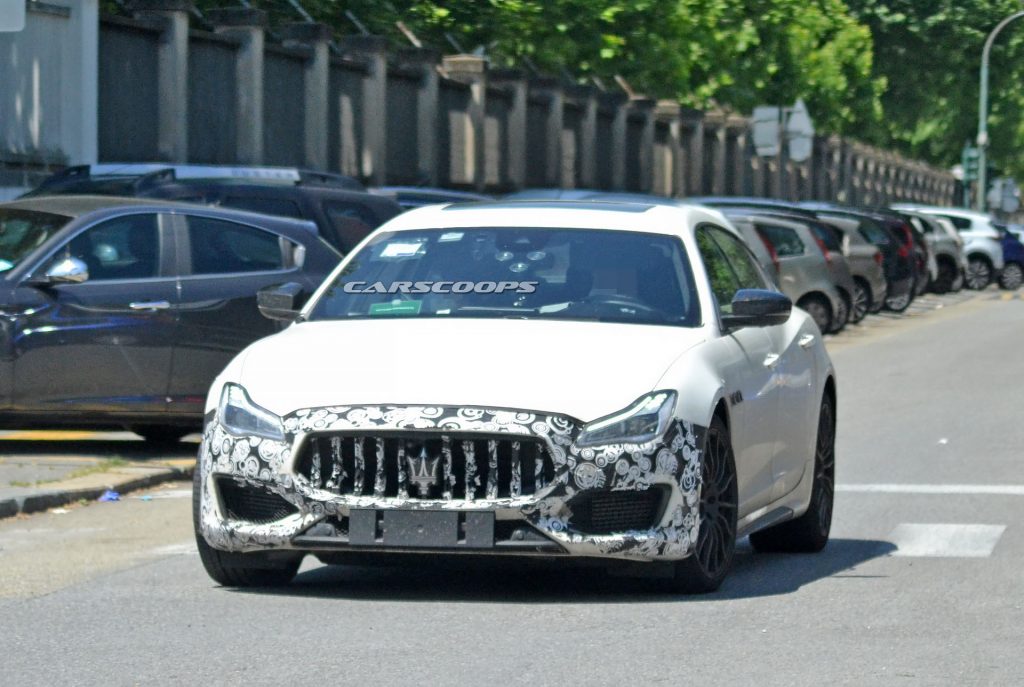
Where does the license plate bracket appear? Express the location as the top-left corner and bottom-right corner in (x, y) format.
(348, 509), (495, 548)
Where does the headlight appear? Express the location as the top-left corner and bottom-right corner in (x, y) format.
(576, 391), (677, 447)
(218, 384), (285, 441)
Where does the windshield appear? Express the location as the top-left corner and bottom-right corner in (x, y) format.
(309, 227), (701, 327)
(0, 208), (72, 273)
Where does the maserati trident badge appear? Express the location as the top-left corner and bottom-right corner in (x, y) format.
(407, 446), (440, 494)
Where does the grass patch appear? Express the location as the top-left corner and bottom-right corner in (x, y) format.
(8, 458), (130, 487)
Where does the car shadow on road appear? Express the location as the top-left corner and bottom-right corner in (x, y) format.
(0, 439), (198, 462)
(237, 537), (896, 603)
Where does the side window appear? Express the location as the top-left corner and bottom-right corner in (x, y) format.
(324, 201), (377, 253)
(696, 228), (740, 312)
(185, 216), (285, 275)
(707, 227), (769, 291)
(61, 214), (160, 281)
(756, 223), (805, 257)
(222, 195), (304, 220)
(939, 214), (972, 231)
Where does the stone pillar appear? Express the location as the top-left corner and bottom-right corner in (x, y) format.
(397, 47), (440, 186)
(655, 100), (683, 197)
(630, 98), (656, 193)
(209, 7), (267, 164)
(490, 69), (527, 190)
(703, 110), (727, 196)
(680, 108), (704, 197)
(725, 115), (748, 196)
(529, 77), (564, 187)
(340, 35), (388, 184)
(280, 23), (332, 171)
(133, 0), (191, 161)
(568, 85), (598, 189)
(442, 55), (488, 191)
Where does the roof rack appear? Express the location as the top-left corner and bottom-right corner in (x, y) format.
(37, 164), (365, 192)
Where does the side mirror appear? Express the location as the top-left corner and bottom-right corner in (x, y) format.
(721, 289), (791, 330)
(257, 282), (307, 322)
(26, 256), (90, 286)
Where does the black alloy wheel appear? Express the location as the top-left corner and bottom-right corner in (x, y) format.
(850, 280), (870, 323)
(998, 262), (1023, 290)
(965, 256), (993, 290)
(750, 394), (835, 553)
(670, 415), (738, 593)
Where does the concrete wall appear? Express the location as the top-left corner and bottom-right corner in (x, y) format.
(0, 0), (98, 194)
(0, 5), (958, 205)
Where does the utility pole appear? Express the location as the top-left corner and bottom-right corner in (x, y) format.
(977, 10), (1024, 211)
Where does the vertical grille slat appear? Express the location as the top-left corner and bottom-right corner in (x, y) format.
(510, 440), (522, 497)
(464, 440), (477, 502)
(486, 440), (499, 500)
(299, 433), (554, 502)
(373, 438), (386, 497)
(396, 441), (408, 498)
(442, 436), (454, 500)
(353, 439), (366, 495)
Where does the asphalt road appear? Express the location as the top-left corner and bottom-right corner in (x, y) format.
(1, 291), (1022, 686)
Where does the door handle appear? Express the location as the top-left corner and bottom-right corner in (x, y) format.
(799, 334), (816, 349)
(129, 300), (171, 311)
(763, 353), (780, 367)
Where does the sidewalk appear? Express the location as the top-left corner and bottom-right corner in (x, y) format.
(0, 431), (197, 518)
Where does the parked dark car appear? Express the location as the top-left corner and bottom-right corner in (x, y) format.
(23, 164), (403, 255)
(0, 196), (341, 441)
(371, 186), (493, 210)
(992, 222), (1024, 290)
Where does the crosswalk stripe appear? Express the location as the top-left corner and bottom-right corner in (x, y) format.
(838, 484), (1024, 495)
(888, 523), (1005, 558)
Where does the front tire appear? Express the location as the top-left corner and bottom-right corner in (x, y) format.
(965, 256), (993, 290)
(999, 262), (1023, 290)
(750, 394), (835, 553)
(670, 415), (737, 594)
(192, 468), (300, 587)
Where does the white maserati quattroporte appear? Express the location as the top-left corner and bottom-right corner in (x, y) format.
(194, 200), (836, 593)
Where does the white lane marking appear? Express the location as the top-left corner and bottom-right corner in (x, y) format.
(838, 484), (1024, 496)
(889, 524), (1005, 558)
(134, 489), (193, 500)
(148, 542), (197, 556)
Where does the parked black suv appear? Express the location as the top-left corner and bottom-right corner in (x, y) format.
(24, 164), (403, 254)
(0, 196), (341, 441)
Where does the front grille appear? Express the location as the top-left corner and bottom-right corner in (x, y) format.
(296, 433), (556, 501)
(217, 478), (298, 524)
(568, 487), (667, 535)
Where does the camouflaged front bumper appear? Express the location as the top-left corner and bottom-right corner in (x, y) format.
(197, 405), (706, 562)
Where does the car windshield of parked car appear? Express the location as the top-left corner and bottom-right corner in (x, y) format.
(0, 208), (72, 273)
(309, 227), (701, 327)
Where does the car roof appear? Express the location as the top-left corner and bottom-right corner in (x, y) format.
(1, 195), (320, 234)
(376, 200), (734, 236)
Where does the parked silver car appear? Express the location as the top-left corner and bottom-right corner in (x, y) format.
(815, 214), (889, 320)
(898, 210), (964, 293)
(894, 205), (1003, 290)
(726, 213), (845, 333)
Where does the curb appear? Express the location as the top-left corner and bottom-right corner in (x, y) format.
(0, 463), (194, 520)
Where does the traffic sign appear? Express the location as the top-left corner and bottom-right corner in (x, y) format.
(0, 1), (25, 32)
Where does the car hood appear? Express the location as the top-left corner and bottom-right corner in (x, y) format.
(234, 318), (705, 422)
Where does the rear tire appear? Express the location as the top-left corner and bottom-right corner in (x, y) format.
(884, 282), (913, 312)
(999, 262), (1023, 290)
(192, 468), (300, 587)
(669, 415), (738, 594)
(750, 394), (835, 553)
(797, 295), (832, 334)
(931, 259), (957, 294)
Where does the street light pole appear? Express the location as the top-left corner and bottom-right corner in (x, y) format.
(977, 10), (1024, 211)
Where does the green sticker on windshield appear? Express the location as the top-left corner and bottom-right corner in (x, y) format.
(368, 300), (422, 316)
